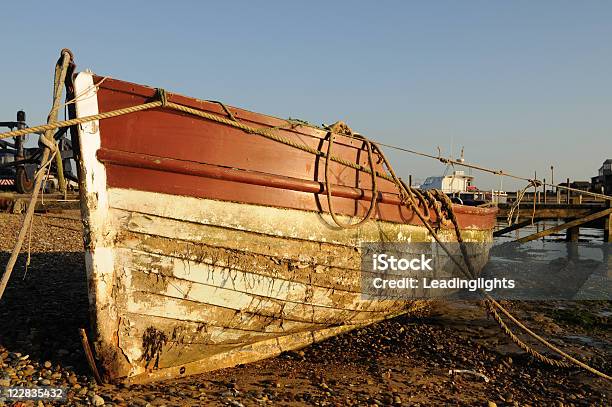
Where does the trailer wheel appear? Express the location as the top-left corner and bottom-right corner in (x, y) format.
(15, 167), (34, 194)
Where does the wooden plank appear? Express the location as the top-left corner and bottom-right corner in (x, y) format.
(123, 250), (403, 315)
(516, 207), (612, 243)
(496, 203), (605, 220)
(493, 218), (543, 237)
(124, 322), (369, 385)
(110, 188), (442, 246)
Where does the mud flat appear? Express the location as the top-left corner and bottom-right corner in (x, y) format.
(0, 212), (610, 406)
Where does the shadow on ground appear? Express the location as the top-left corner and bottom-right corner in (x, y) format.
(0, 251), (90, 374)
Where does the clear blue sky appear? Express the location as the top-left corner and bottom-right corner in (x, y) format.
(1, 1), (610, 190)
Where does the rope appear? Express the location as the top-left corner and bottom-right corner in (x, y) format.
(163, 101), (398, 182)
(416, 184), (585, 371)
(38, 133), (58, 151)
(2, 96), (610, 203)
(0, 101), (163, 140)
(49, 76), (108, 118)
(207, 100), (238, 122)
(0, 98), (398, 193)
(506, 180), (540, 226)
(324, 132), (378, 228)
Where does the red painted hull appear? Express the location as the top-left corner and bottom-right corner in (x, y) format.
(92, 76), (497, 231)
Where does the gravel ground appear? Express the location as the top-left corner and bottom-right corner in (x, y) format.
(0, 211), (610, 406)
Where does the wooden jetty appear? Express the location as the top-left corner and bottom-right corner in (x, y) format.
(495, 198), (612, 243)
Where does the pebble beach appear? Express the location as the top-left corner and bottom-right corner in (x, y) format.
(0, 211), (610, 406)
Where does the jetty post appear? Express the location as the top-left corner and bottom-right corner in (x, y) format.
(605, 200), (612, 242)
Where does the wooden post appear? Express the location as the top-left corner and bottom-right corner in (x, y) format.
(605, 200), (612, 243)
(79, 328), (103, 384)
(566, 196), (580, 242)
(535, 171), (539, 203)
(568, 239), (579, 260)
(603, 237), (612, 279)
(557, 188), (561, 204)
(566, 178), (571, 204)
(543, 178), (547, 203)
(408, 174), (412, 187)
(550, 165), (554, 191)
(566, 226), (579, 242)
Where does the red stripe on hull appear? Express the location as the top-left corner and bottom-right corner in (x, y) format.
(93, 77), (497, 231)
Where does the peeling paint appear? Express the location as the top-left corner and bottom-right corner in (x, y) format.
(141, 327), (168, 369)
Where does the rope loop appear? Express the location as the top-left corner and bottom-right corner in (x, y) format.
(324, 131), (378, 229)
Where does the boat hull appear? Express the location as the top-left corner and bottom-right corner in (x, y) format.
(72, 72), (497, 383)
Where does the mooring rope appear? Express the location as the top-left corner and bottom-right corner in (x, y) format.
(0, 55), (609, 381)
(374, 141), (612, 202)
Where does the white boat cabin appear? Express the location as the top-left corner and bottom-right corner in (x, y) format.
(420, 170), (474, 193)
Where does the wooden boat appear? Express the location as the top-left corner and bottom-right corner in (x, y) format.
(70, 71), (497, 383)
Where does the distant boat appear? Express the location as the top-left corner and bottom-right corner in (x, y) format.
(420, 170), (474, 194)
(71, 72), (498, 383)
(420, 170), (507, 205)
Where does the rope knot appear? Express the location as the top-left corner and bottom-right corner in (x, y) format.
(156, 88), (168, 108)
(327, 121), (354, 137)
(529, 179), (543, 188)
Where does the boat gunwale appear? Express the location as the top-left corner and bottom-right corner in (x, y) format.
(93, 75), (367, 150)
(93, 74), (498, 220)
